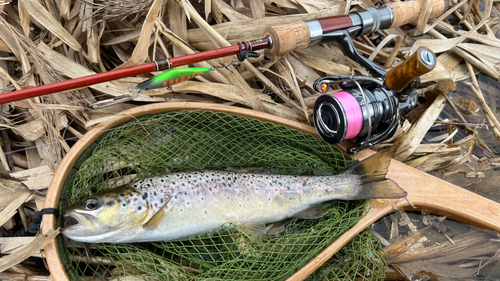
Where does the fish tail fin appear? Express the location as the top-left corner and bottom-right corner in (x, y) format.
(343, 150), (406, 200)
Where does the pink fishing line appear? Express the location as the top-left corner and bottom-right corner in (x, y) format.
(333, 91), (363, 140)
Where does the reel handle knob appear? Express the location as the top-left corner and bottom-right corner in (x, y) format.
(384, 47), (436, 93)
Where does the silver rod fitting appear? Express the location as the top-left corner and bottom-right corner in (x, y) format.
(348, 6), (393, 36)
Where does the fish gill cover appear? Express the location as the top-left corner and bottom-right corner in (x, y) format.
(57, 110), (386, 280)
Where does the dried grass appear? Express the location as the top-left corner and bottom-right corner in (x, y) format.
(0, 0), (500, 279)
(377, 211), (500, 280)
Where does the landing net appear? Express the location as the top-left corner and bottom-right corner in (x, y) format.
(56, 110), (385, 280)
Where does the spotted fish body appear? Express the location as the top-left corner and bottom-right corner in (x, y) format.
(136, 67), (211, 91)
(62, 151), (406, 243)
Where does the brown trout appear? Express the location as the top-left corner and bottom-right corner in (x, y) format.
(62, 150), (405, 243)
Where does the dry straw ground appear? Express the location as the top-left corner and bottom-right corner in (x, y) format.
(0, 0), (500, 280)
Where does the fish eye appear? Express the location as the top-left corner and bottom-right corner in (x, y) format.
(84, 198), (99, 210)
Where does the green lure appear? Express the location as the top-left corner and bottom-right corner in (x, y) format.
(136, 67), (211, 91)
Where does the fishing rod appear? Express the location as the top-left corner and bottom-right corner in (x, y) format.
(0, 0), (448, 104)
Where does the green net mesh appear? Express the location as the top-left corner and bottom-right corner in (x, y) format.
(56, 110), (385, 280)
(306, 230), (386, 281)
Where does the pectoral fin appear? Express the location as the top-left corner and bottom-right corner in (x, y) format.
(143, 207), (165, 230)
(143, 195), (172, 230)
(291, 205), (329, 220)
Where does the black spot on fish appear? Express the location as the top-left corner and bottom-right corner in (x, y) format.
(154, 191), (157, 196)
(149, 179), (153, 182)
(161, 179), (165, 182)
(138, 206), (142, 210)
(160, 199), (163, 203)
(122, 203), (126, 207)
(120, 193), (124, 196)
(147, 184), (151, 187)
(142, 193), (148, 199)
(106, 201), (115, 207)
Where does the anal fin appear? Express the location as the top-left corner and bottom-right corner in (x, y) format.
(291, 205), (329, 220)
(237, 222), (267, 237)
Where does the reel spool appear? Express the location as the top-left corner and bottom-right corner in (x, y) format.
(314, 77), (400, 154)
(313, 47), (437, 154)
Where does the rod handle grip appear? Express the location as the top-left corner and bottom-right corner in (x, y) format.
(385, 47), (436, 92)
(386, 0), (449, 28)
(264, 21), (311, 56)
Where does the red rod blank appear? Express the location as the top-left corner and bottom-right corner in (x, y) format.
(316, 15), (353, 33)
(170, 38), (271, 68)
(0, 38), (271, 104)
(0, 63), (157, 104)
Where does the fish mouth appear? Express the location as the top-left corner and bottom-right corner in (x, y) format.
(62, 212), (95, 234)
(62, 213), (82, 232)
(64, 214), (80, 227)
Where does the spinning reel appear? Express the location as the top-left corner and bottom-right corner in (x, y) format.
(313, 44), (436, 154)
